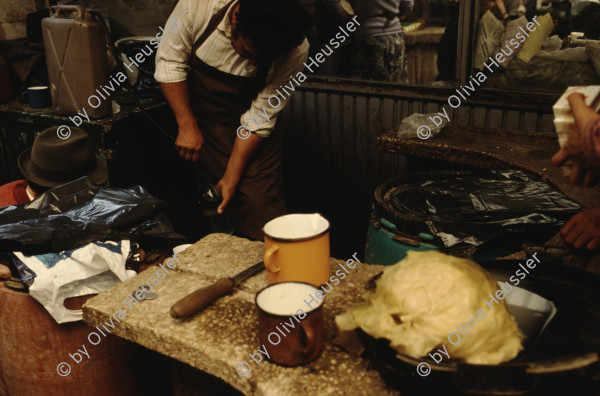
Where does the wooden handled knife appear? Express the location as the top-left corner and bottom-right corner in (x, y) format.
(169, 261), (264, 319)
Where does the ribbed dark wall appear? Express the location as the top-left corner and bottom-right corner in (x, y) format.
(277, 79), (556, 258)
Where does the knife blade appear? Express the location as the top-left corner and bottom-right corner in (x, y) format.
(169, 261), (264, 319)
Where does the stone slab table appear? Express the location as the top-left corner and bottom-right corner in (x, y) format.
(83, 233), (400, 396)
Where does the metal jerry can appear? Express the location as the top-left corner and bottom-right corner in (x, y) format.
(42, 5), (111, 118)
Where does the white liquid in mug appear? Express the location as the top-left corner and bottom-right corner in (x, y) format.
(257, 283), (322, 316)
(263, 213), (329, 240)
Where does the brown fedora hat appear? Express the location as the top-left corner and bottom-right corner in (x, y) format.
(18, 126), (108, 188)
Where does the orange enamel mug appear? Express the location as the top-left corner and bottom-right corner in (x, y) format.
(263, 214), (330, 287)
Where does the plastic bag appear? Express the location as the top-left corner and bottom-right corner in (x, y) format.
(0, 176), (182, 253)
(484, 53), (600, 92)
(396, 113), (447, 139)
(388, 170), (584, 247)
(543, 35), (563, 51)
(534, 47), (589, 62)
(12, 240), (135, 323)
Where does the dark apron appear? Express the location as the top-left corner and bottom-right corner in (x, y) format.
(187, 0), (285, 240)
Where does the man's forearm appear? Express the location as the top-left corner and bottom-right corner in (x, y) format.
(216, 130), (264, 213)
(160, 81), (197, 128)
(224, 132), (263, 185)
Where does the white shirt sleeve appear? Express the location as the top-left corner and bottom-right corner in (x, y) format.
(240, 39), (309, 138)
(154, 0), (196, 83)
(155, 0), (309, 138)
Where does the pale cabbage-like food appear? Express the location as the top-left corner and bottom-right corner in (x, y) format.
(336, 251), (524, 364)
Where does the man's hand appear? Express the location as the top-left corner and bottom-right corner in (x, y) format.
(552, 93), (599, 187)
(214, 131), (263, 214)
(561, 208), (600, 250)
(216, 174), (239, 214)
(552, 138), (598, 186)
(160, 81), (205, 162)
(175, 123), (205, 162)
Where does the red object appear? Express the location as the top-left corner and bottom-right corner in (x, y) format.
(0, 180), (31, 207)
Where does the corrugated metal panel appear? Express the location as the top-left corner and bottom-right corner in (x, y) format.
(277, 82), (555, 257)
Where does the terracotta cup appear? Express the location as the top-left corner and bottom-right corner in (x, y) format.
(263, 213), (330, 287)
(256, 282), (324, 366)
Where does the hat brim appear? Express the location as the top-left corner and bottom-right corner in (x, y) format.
(18, 148), (109, 188)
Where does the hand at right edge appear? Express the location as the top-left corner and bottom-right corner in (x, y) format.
(561, 208), (600, 250)
(552, 93), (600, 186)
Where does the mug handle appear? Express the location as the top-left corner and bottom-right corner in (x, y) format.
(20, 91), (29, 102)
(300, 321), (316, 356)
(264, 245), (280, 273)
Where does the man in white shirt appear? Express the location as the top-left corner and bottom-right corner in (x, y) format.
(155, 0), (309, 239)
